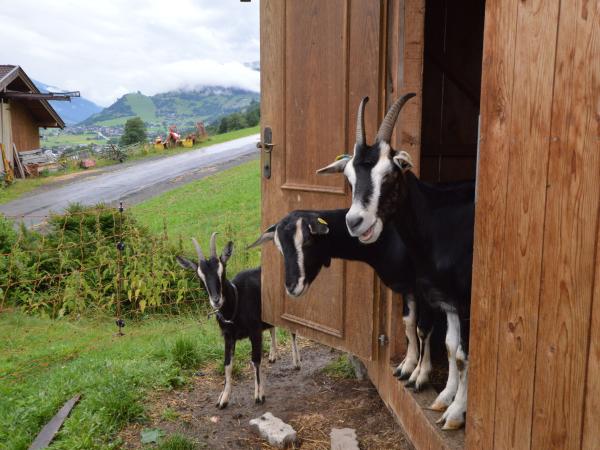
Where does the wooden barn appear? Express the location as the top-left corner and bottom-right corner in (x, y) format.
(0, 65), (65, 174)
(258, 1), (599, 449)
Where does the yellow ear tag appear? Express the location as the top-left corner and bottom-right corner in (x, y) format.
(317, 217), (328, 225)
(335, 154), (351, 161)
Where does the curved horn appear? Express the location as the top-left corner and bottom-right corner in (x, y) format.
(356, 96), (369, 146)
(192, 238), (204, 262)
(375, 93), (416, 143)
(210, 232), (218, 258)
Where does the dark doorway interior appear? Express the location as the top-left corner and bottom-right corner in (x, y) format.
(420, 0), (486, 183)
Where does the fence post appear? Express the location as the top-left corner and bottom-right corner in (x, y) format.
(115, 201), (125, 336)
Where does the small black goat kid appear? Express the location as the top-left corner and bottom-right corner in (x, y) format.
(177, 232), (300, 409)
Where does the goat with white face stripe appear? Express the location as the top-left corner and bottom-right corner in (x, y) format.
(250, 209), (439, 387)
(177, 233), (301, 409)
(317, 95), (476, 430)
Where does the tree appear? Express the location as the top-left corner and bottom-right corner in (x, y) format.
(120, 117), (147, 146)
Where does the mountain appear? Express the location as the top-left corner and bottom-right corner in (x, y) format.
(33, 80), (103, 125)
(79, 87), (260, 129)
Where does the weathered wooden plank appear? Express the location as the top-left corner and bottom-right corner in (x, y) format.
(531, 1), (600, 448)
(465, 0), (519, 446)
(491, 0), (561, 448)
(29, 394), (80, 450)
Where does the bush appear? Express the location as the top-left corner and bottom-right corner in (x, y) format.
(1, 204), (206, 316)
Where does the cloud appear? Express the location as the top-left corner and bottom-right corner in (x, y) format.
(0, 0), (259, 106)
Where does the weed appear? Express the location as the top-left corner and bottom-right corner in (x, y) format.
(322, 354), (356, 379)
(172, 337), (201, 369)
(160, 407), (180, 422)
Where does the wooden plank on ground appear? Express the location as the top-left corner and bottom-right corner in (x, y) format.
(29, 394), (81, 450)
(465, 0), (519, 447)
(491, 1), (561, 449)
(531, 1), (600, 448)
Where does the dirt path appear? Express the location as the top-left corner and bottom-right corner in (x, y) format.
(120, 340), (413, 449)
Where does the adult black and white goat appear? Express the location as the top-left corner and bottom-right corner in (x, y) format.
(250, 208), (436, 387)
(317, 95), (475, 430)
(176, 233), (301, 409)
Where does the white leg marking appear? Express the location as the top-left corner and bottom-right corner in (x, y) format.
(442, 354), (468, 430)
(431, 312), (460, 411)
(268, 328), (277, 363)
(291, 333), (301, 369)
(218, 359), (234, 408)
(415, 330), (432, 390)
(253, 361), (265, 403)
(395, 296), (419, 378)
(407, 327), (427, 387)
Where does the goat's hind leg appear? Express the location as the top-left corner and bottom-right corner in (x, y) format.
(291, 332), (301, 370)
(217, 337), (235, 409)
(405, 304), (433, 391)
(268, 328), (277, 363)
(393, 294), (419, 380)
(251, 332), (265, 404)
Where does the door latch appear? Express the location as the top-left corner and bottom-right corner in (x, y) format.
(378, 334), (389, 346)
(257, 127), (274, 179)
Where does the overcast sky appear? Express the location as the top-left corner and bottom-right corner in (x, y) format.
(0, 0), (260, 106)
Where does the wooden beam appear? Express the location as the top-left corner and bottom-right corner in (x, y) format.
(0, 91), (80, 101)
(28, 394), (81, 450)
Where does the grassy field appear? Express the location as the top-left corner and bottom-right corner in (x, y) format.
(0, 126), (259, 206)
(131, 158), (262, 275)
(42, 133), (106, 147)
(0, 155), (267, 449)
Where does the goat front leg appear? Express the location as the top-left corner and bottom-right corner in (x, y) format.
(251, 332), (265, 404)
(430, 311), (461, 411)
(394, 294), (420, 379)
(291, 332), (301, 370)
(405, 309), (433, 391)
(217, 337), (235, 409)
(440, 349), (468, 430)
(268, 328), (277, 363)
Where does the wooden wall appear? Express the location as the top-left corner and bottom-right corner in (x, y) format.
(10, 101), (40, 152)
(467, 1), (600, 450)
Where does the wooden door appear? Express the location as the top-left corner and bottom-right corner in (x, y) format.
(259, 0), (388, 360)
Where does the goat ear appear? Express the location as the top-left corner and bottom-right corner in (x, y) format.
(176, 256), (197, 271)
(308, 218), (329, 235)
(247, 223), (277, 249)
(392, 150), (414, 173)
(220, 241), (234, 264)
(316, 155), (350, 174)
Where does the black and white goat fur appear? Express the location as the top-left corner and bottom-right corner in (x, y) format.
(177, 233), (300, 409)
(317, 95), (475, 430)
(250, 208), (437, 387)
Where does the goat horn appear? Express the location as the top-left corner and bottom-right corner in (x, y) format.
(192, 238), (205, 262)
(356, 96), (369, 146)
(375, 93), (416, 143)
(210, 232), (218, 258)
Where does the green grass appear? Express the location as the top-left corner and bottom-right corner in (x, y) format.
(131, 157), (261, 276)
(0, 312), (281, 449)
(42, 133), (106, 147)
(157, 434), (200, 450)
(125, 93), (157, 122)
(322, 354), (356, 379)
(0, 126), (259, 206)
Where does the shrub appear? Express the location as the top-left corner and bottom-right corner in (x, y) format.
(1, 204), (206, 316)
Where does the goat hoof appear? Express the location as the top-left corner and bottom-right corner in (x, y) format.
(255, 396), (265, 404)
(442, 419), (464, 430)
(217, 401), (228, 409)
(404, 379), (415, 389)
(293, 365), (301, 371)
(428, 400), (449, 412)
(268, 358), (276, 364)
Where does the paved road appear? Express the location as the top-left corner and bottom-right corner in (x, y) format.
(1, 134), (260, 226)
